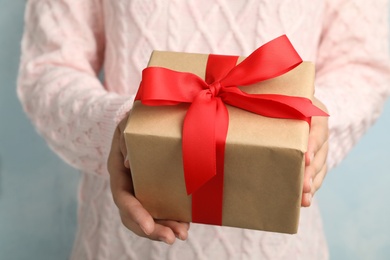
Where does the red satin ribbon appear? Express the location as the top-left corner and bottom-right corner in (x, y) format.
(136, 35), (328, 225)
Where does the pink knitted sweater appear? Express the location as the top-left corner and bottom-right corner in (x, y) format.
(18, 0), (390, 259)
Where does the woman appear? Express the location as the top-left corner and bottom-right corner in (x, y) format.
(18, 0), (390, 259)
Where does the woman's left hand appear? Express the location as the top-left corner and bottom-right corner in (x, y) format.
(301, 97), (329, 207)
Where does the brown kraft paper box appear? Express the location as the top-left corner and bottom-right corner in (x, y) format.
(124, 50), (315, 234)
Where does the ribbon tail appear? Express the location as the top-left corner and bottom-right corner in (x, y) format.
(183, 93), (218, 195)
(192, 98), (228, 225)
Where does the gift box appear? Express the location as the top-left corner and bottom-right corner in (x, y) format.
(124, 36), (327, 234)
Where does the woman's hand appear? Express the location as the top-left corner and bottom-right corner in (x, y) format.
(301, 97), (329, 207)
(107, 116), (190, 244)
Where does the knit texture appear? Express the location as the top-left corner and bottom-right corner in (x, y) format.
(17, 0), (390, 259)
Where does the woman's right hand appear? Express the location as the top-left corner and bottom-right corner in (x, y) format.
(107, 116), (190, 244)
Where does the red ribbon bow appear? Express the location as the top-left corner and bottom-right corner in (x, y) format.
(136, 35), (328, 225)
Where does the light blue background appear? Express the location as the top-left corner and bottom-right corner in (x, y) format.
(0, 1), (389, 259)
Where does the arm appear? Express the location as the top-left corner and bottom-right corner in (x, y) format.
(315, 0), (390, 170)
(18, 1), (189, 243)
(302, 0), (390, 206)
(17, 0), (133, 175)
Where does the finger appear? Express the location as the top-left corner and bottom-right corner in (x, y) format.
(306, 133), (324, 166)
(149, 223), (177, 244)
(302, 142), (328, 207)
(305, 127), (319, 166)
(108, 120), (179, 245)
(312, 163), (328, 195)
(304, 118), (329, 188)
(108, 126), (128, 175)
(301, 192), (312, 207)
(310, 140), (329, 179)
(111, 161), (177, 244)
(109, 158), (155, 236)
(119, 133), (130, 169)
(302, 140), (328, 195)
(108, 125), (155, 235)
(301, 163), (314, 207)
(156, 220), (190, 240)
(302, 166), (313, 194)
(305, 118), (329, 166)
(120, 210), (176, 244)
(118, 120), (130, 169)
(117, 190), (156, 235)
(108, 129), (134, 194)
(305, 150), (314, 166)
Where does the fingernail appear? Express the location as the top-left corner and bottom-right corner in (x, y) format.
(176, 233), (185, 241)
(140, 225), (151, 236)
(159, 236), (170, 244)
(309, 178), (313, 188)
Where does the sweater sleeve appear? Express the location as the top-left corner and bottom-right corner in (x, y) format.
(17, 0), (134, 175)
(315, 0), (390, 170)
